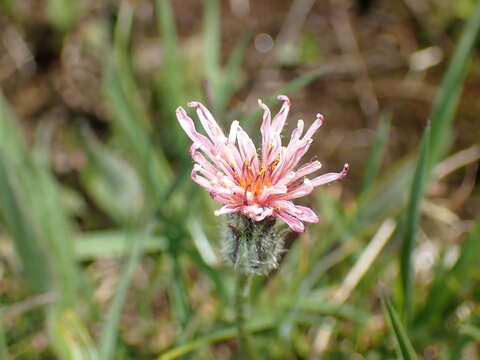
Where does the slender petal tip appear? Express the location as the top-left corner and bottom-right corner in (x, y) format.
(316, 113), (325, 124)
(187, 101), (200, 108)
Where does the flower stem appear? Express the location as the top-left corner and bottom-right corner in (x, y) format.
(235, 271), (258, 359)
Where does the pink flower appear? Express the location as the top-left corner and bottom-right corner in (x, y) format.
(176, 95), (348, 232)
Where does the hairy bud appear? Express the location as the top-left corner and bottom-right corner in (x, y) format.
(222, 214), (289, 274)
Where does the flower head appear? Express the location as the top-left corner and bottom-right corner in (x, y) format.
(176, 95), (348, 233)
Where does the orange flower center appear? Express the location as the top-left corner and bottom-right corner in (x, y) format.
(237, 159), (279, 197)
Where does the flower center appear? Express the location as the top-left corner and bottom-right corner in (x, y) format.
(237, 158), (279, 197)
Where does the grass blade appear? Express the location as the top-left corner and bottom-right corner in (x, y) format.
(99, 222), (154, 360)
(0, 92), (78, 305)
(155, 0), (186, 103)
(416, 218), (480, 326)
(400, 123), (431, 323)
(216, 34), (251, 118)
(428, 1), (480, 166)
(0, 157), (52, 293)
(381, 291), (417, 360)
(357, 1), (480, 232)
(359, 110), (392, 199)
(75, 231), (167, 261)
(203, 0), (221, 106)
(155, 0), (188, 151)
(0, 311), (9, 360)
(49, 309), (99, 360)
(46, 0), (78, 31)
(156, 317), (275, 360)
(105, 4), (173, 207)
(80, 126), (144, 224)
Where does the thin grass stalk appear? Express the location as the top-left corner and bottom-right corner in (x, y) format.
(235, 272), (258, 360)
(0, 0), (15, 20)
(400, 123), (431, 323)
(381, 291), (417, 360)
(359, 110), (392, 200)
(216, 34), (251, 119)
(155, 0), (188, 150)
(428, 1), (480, 166)
(46, 0), (78, 31)
(203, 0), (221, 111)
(0, 92), (78, 307)
(0, 310), (8, 360)
(156, 317), (275, 360)
(99, 222), (154, 360)
(416, 219), (480, 325)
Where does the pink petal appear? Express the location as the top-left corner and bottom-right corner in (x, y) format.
(289, 160), (322, 184)
(176, 107), (215, 153)
(190, 141), (233, 178)
(302, 114), (324, 141)
(214, 205), (239, 216)
(293, 206), (319, 223)
(272, 199), (300, 215)
(276, 211), (305, 232)
(226, 144), (244, 173)
(210, 189), (234, 202)
(273, 117), (321, 183)
(263, 96), (290, 164)
(259, 99), (272, 164)
(192, 152), (219, 176)
(241, 205), (273, 221)
(253, 207), (274, 221)
(259, 99), (272, 134)
(257, 184), (288, 202)
(212, 154), (237, 179)
(189, 143), (200, 156)
(272, 201), (319, 223)
(274, 171), (296, 187)
(272, 114), (323, 181)
(287, 120), (305, 150)
(282, 139), (314, 176)
(271, 95), (290, 134)
(188, 101), (226, 143)
(191, 168), (213, 190)
(236, 126), (259, 169)
(311, 163), (349, 187)
(272, 138), (313, 183)
(193, 164), (217, 181)
(228, 120), (239, 144)
(219, 177), (243, 193)
(280, 178), (314, 200)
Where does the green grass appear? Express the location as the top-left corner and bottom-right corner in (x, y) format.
(99, 223), (155, 360)
(381, 290), (417, 360)
(400, 122), (431, 323)
(0, 311), (9, 360)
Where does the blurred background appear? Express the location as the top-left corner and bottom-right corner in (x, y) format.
(0, 0), (479, 359)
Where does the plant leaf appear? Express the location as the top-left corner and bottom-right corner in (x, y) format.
(49, 309), (99, 360)
(98, 223), (154, 360)
(359, 110), (392, 200)
(400, 123), (431, 323)
(428, 1), (480, 166)
(381, 291), (417, 360)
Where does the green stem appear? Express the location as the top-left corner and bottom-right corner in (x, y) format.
(0, 310), (9, 360)
(235, 271), (258, 359)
